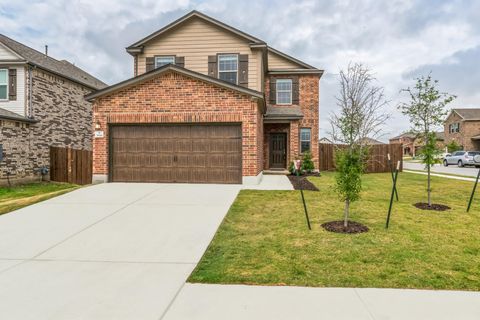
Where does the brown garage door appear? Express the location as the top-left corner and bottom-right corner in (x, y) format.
(110, 124), (242, 184)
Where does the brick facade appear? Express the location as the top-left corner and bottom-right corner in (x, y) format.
(444, 112), (480, 151)
(264, 75), (320, 169)
(92, 71), (263, 179)
(0, 67), (93, 184)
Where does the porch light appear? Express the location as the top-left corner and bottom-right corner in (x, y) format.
(95, 121), (101, 130)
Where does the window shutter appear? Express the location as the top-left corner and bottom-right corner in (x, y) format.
(208, 55), (217, 78)
(238, 54), (248, 87)
(269, 78), (276, 104)
(292, 76), (299, 105)
(175, 56), (185, 68)
(146, 57), (155, 72)
(8, 68), (16, 101)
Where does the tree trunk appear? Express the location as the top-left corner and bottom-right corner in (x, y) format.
(427, 164), (431, 206)
(344, 198), (350, 227)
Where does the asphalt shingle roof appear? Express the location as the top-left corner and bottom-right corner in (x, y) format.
(265, 106), (303, 119)
(0, 34), (106, 90)
(452, 108), (480, 120)
(0, 107), (36, 123)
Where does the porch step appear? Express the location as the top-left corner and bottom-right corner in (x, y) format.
(264, 169), (290, 175)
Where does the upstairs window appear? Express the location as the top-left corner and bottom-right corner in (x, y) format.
(276, 79), (292, 104)
(300, 128), (311, 153)
(218, 54), (238, 84)
(155, 56), (175, 68)
(0, 69), (7, 100)
(449, 123), (460, 133)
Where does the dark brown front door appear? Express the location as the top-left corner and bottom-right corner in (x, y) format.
(110, 124), (242, 184)
(270, 133), (287, 169)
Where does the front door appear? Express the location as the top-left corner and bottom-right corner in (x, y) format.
(270, 133), (287, 169)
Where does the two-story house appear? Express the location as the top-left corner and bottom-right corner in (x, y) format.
(86, 11), (323, 184)
(0, 34), (106, 184)
(444, 108), (480, 151)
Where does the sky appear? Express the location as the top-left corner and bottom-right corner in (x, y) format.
(1, 0), (479, 141)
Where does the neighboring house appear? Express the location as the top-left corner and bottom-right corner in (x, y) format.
(390, 132), (416, 156)
(319, 137), (332, 144)
(0, 34), (106, 184)
(359, 137), (384, 145)
(86, 11), (323, 184)
(444, 108), (480, 151)
(390, 131), (446, 157)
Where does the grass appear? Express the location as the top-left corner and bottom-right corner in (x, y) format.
(189, 172), (480, 290)
(0, 182), (79, 215)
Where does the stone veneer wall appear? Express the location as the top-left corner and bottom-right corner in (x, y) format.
(92, 71), (263, 180)
(0, 68), (93, 184)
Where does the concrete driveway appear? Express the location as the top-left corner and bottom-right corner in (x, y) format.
(0, 182), (241, 320)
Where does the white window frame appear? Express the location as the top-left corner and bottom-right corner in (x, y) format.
(154, 56), (175, 68)
(300, 128), (311, 153)
(0, 69), (8, 101)
(218, 54), (238, 85)
(276, 79), (292, 105)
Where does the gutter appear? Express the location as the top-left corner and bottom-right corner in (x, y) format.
(0, 114), (38, 124)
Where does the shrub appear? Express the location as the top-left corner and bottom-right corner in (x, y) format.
(301, 151), (315, 173)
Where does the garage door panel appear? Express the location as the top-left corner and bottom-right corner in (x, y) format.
(175, 140), (193, 153)
(110, 124), (242, 184)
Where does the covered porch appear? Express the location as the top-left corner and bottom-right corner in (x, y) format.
(263, 106), (303, 171)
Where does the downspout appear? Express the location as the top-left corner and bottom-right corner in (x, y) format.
(28, 65), (34, 118)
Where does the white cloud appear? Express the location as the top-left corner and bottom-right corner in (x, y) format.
(1, 0), (479, 140)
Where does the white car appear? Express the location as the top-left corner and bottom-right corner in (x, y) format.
(443, 151), (480, 167)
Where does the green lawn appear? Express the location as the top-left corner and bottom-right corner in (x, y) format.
(189, 172), (480, 290)
(0, 182), (79, 215)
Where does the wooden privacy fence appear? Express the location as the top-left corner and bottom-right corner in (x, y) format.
(318, 143), (403, 173)
(50, 147), (93, 185)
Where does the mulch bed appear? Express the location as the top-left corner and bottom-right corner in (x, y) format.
(321, 220), (369, 234)
(413, 202), (451, 211)
(287, 174), (320, 191)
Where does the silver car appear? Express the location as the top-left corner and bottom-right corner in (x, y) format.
(444, 151), (480, 167)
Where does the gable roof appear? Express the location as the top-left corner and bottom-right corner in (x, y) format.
(359, 137), (385, 145)
(127, 10), (265, 52)
(126, 10), (321, 72)
(267, 47), (317, 70)
(0, 34), (107, 90)
(85, 63), (264, 101)
(390, 132), (416, 140)
(449, 108), (480, 121)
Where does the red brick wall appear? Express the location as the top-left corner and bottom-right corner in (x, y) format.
(92, 71), (263, 178)
(444, 112), (480, 151)
(264, 75), (320, 168)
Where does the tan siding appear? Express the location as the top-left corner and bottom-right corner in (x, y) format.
(268, 51), (303, 70)
(0, 44), (20, 60)
(0, 66), (26, 115)
(137, 17), (260, 91)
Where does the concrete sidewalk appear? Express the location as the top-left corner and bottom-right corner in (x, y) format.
(163, 284), (480, 320)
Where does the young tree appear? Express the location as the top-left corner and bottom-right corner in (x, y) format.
(330, 63), (389, 227)
(399, 75), (455, 207)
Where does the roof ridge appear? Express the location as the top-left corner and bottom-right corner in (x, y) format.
(127, 10), (265, 50)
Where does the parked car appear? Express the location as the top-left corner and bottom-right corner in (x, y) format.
(443, 151), (480, 167)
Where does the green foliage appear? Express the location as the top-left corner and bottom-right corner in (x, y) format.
(399, 74), (456, 134)
(399, 74), (455, 205)
(447, 140), (462, 153)
(288, 161), (296, 175)
(334, 148), (364, 203)
(301, 151), (315, 173)
(419, 132), (442, 168)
